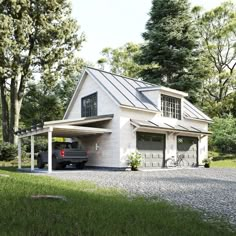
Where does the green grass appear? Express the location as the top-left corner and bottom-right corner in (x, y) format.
(0, 169), (235, 236)
(209, 151), (236, 168)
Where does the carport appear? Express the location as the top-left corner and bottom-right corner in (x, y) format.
(15, 115), (113, 173)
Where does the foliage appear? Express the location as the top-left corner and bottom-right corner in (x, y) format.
(22, 137), (48, 153)
(0, 0), (85, 143)
(209, 151), (236, 168)
(21, 83), (64, 127)
(202, 157), (212, 165)
(137, 0), (204, 102)
(0, 143), (17, 161)
(209, 116), (236, 153)
(0, 171), (234, 235)
(54, 76), (79, 110)
(128, 151), (142, 170)
(194, 2), (236, 117)
(97, 42), (145, 78)
(21, 73), (79, 127)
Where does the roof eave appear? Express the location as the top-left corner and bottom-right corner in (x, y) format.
(184, 116), (213, 123)
(137, 86), (188, 97)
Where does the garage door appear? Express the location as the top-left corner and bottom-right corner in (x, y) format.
(137, 132), (165, 168)
(177, 136), (198, 167)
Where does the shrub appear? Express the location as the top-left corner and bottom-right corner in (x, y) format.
(209, 117), (236, 153)
(128, 151), (142, 171)
(0, 143), (18, 161)
(22, 137), (48, 153)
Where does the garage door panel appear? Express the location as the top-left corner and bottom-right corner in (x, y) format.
(177, 136), (198, 167)
(144, 161), (152, 167)
(139, 151), (164, 167)
(137, 132), (165, 168)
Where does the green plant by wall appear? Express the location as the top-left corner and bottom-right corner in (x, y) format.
(128, 151), (142, 171)
(0, 143), (18, 161)
(209, 117), (236, 153)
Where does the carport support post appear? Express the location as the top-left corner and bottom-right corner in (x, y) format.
(18, 138), (22, 169)
(31, 136), (34, 171)
(48, 127), (53, 173)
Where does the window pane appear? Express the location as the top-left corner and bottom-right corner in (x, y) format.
(81, 93), (97, 117)
(161, 94), (181, 120)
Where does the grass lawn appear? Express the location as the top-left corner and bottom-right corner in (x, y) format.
(0, 169), (235, 236)
(209, 151), (236, 168)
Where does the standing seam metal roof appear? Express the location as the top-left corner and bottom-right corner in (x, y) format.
(85, 67), (211, 122)
(87, 67), (159, 112)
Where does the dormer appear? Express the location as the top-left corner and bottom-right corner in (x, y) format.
(137, 86), (188, 120)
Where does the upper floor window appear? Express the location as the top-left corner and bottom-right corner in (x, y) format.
(81, 92), (97, 117)
(161, 94), (181, 120)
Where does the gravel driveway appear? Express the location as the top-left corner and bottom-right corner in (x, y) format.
(50, 168), (236, 226)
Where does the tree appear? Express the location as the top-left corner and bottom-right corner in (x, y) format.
(20, 82), (64, 127)
(20, 75), (79, 127)
(0, 0), (85, 143)
(209, 116), (236, 153)
(97, 42), (144, 78)
(137, 0), (203, 102)
(54, 75), (79, 110)
(194, 2), (236, 117)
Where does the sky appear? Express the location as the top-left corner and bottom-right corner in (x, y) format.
(71, 0), (228, 64)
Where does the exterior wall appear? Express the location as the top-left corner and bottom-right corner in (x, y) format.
(119, 107), (209, 167)
(67, 74), (121, 167)
(65, 73), (209, 168)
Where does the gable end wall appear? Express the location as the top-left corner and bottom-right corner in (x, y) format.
(67, 74), (121, 167)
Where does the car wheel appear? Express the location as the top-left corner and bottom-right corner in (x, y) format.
(61, 164), (67, 169)
(37, 156), (45, 169)
(76, 162), (85, 170)
(52, 156), (60, 170)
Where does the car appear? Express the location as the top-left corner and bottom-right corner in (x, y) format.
(37, 142), (88, 170)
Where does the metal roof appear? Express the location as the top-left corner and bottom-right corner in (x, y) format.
(64, 67), (211, 122)
(86, 67), (160, 112)
(15, 115), (113, 138)
(44, 114), (113, 126)
(183, 99), (212, 122)
(131, 119), (211, 135)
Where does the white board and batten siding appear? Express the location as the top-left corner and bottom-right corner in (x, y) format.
(119, 107), (209, 167)
(66, 74), (121, 167)
(65, 68), (210, 168)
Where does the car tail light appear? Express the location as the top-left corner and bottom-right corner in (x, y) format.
(60, 149), (65, 157)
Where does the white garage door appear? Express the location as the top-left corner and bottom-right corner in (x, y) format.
(177, 136), (198, 167)
(137, 132), (165, 168)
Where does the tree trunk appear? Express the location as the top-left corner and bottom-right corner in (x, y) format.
(9, 75), (23, 144)
(0, 82), (10, 142)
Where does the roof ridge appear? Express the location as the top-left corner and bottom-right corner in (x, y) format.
(86, 66), (158, 87)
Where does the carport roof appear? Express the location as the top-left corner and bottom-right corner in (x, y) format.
(130, 119), (211, 135)
(15, 114), (113, 138)
(44, 114), (113, 126)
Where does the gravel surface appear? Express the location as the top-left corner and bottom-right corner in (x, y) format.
(49, 168), (236, 226)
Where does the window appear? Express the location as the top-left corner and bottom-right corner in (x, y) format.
(81, 93), (97, 117)
(137, 132), (165, 150)
(161, 94), (181, 120)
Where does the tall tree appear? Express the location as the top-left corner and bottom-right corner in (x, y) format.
(194, 2), (236, 117)
(21, 82), (64, 127)
(0, 0), (85, 143)
(20, 75), (79, 127)
(137, 0), (203, 101)
(97, 42), (144, 78)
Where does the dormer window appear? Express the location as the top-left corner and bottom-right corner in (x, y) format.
(161, 94), (181, 120)
(81, 92), (97, 117)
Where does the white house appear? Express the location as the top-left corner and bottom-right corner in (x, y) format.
(64, 67), (211, 169)
(16, 67), (211, 172)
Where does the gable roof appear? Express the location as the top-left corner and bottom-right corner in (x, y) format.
(64, 67), (212, 122)
(86, 67), (159, 112)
